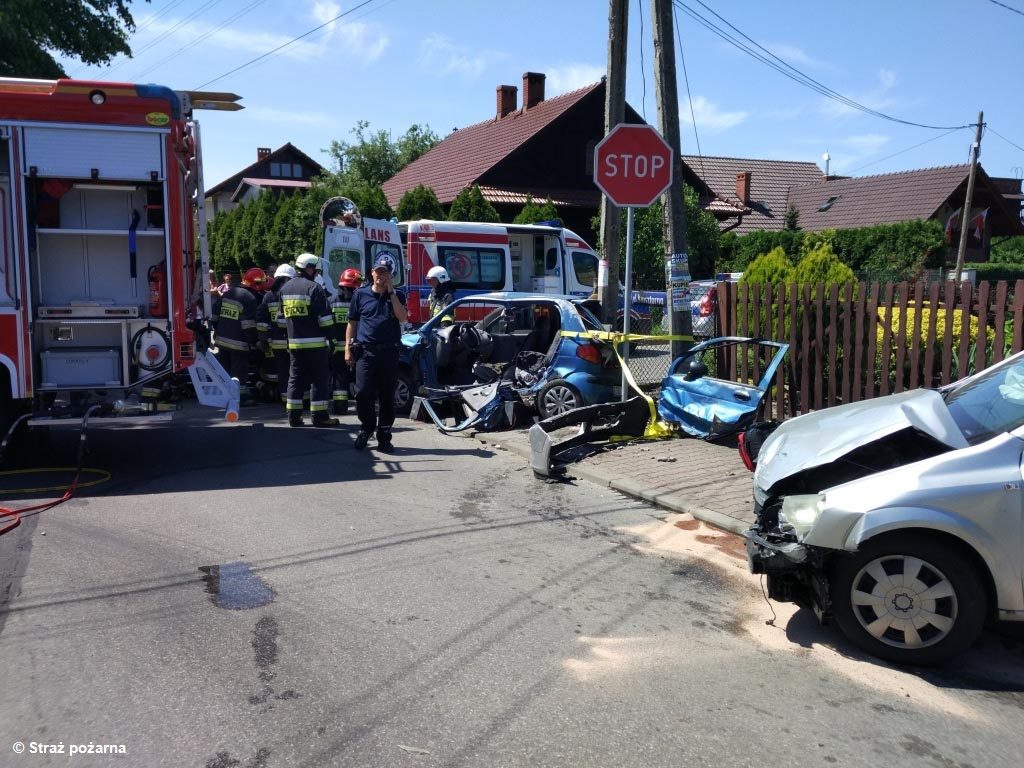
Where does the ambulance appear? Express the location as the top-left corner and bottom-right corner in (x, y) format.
(399, 220), (601, 324)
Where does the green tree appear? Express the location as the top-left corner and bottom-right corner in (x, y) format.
(448, 185), (500, 222)
(0, 0), (146, 78)
(791, 242), (856, 285)
(248, 192), (281, 269)
(328, 121), (439, 187)
(784, 204), (801, 231)
(231, 201), (258, 272)
(740, 247), (793, 285)
(990, 236), (1024, 264)
(397, 184), (445, 221)
(514, 195), (560, 225)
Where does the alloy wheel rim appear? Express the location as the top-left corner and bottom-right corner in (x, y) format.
(849, 554), (958, 650)
(544, 386), (578, 415)
(395, 379), (410, 408)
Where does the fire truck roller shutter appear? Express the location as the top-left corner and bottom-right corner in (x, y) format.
(22, 127), (165, 180)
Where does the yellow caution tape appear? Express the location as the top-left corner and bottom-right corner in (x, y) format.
(561, 330), (691, 439)
(0, 467), (112, 495)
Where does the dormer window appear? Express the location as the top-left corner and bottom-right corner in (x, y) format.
(818, 195), (840, 212)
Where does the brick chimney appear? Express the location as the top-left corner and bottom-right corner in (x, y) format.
(736, 171), (751, 203)
(523, 72), (545, 109)
(496, 85), (517, 118)
(257, 147), (271, 160)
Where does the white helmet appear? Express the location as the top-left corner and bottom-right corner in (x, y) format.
(274, 264), (296, 279)
(426, 265), (450, 282)
(295, 253), (318, 270)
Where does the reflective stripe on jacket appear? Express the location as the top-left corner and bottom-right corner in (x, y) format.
(280, 274), (333, 350)
(211, 286), (258, 349)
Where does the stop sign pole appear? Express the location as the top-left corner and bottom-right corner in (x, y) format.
(593, 124), (674, 400)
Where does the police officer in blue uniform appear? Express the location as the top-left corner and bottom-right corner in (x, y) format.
(345, 253), (408, 451)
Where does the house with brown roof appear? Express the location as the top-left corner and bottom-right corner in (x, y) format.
(383, 72), (836, 240)
(383, 74), (641, 238)
(682, 155), (823, 234)
(204, 143), (325, 222)
(785, 164), (1024, 261)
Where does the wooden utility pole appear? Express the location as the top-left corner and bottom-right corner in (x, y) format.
(599, 0), (628, 324)
(954, 111), (984, 283)
(652, 0), (690, 356)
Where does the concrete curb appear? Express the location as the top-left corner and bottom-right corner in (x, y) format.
(473, 433), (750, 536)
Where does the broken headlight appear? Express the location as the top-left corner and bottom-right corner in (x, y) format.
(779, 494), (824, 539)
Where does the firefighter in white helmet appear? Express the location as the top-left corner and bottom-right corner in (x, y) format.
(256, 264), (296, 407)
(280, 253), (338, 427)
(426, 265), (455, 326)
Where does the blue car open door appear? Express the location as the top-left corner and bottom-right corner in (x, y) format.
(658, 337), (789, 439)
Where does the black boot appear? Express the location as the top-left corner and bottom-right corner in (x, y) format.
(354, 430), (371, 450)
(376, 429), (394, 453)
(312, 412), (340, 428)
(332, 399), (349, 416)
(288, 410), (304, 427)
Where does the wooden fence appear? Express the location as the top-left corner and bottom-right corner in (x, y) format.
(716, 280), (1024, 420)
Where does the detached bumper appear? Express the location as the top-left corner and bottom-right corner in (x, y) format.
(744, 527), (832, 622)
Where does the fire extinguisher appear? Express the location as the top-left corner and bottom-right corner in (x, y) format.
(148, 263), (167, 318)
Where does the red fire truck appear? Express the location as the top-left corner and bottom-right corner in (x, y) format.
(0, 77), (241, 437)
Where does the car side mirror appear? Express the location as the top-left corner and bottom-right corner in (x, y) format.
(684, 359), (708, 381)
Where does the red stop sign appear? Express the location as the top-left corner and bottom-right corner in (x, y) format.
(594, 124), (673, 207)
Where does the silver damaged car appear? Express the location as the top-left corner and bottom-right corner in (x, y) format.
(743, 351), (1024, 665)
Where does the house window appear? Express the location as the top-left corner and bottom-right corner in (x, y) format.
(270, 162), (281, 177)
(292, 163), (304, 178)
(818, 195), (840, 212)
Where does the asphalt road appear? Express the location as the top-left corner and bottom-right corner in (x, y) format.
(1, 405), (1022, 767)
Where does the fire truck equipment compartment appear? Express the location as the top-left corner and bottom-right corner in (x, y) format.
(40, 348), (121, 387)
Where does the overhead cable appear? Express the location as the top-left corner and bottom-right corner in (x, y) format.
(675, 0), (972, 131)
(194, 0), (379, 89)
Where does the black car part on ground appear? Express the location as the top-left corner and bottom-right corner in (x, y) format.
(411, 381), (529, 434)
(529, 396), (651, 477)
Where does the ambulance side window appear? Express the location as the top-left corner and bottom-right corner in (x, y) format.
(438, 247), (505, 290)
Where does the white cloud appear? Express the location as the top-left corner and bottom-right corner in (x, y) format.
(765, 43), (820, 69)
(830, 133), (891, 171)
(132, 13), (389, 69)
(310, 1), (341, 27)
(546, 64), (605, 95)
(681, 96), (748, 132)
(819, 69), (898, 120)
(418, 34), (497, 80)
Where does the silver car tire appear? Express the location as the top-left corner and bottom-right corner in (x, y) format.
(393, 371), (413, 415)
(831, 533), (986, 666)
(538, 379), (582, 418)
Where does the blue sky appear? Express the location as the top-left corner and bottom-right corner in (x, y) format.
(64, 0), (1024, 194)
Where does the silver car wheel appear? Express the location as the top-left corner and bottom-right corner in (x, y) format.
(543, 385), (579, 415)
(849, 555), (957, 650)
(394, 376), (411, 411)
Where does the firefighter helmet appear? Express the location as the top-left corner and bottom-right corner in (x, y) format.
(274, 264), (296, 279)
(338, 268), (363, 289)
(242, 267), (268, 289)
(295, 253), (319, 270)
(426, 265), (450, 283)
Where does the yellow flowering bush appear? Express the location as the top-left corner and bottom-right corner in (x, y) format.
(876, 307), (994, 387)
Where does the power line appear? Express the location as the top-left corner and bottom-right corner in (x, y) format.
(104, 0), (228, 76)
(130, 0), (270, 80)
(988, 127), (1024, 155)
(675, 0), (972, 131)
(848, 127), (967, 174)
(986, 0), (1024, 18)
(194, 0), (379, 89)
(674, 5), (705, 181)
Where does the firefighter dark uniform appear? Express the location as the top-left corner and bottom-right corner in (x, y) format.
(349, 277), (405, 449)
(257, 274), (292, 405)
(281, 258), (338, 427)
(329, 267), (362, 416)
(211, 284), (258, 395)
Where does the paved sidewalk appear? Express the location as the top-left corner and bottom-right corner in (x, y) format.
(470, 427), (755, 535)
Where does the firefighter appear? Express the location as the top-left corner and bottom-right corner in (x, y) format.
(257, 264), (296, 406)
(281, 253), (338, 427)
(426, 265), (455, 325)
(212, 266), (264, 400)
(329, 268), (363, 415)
